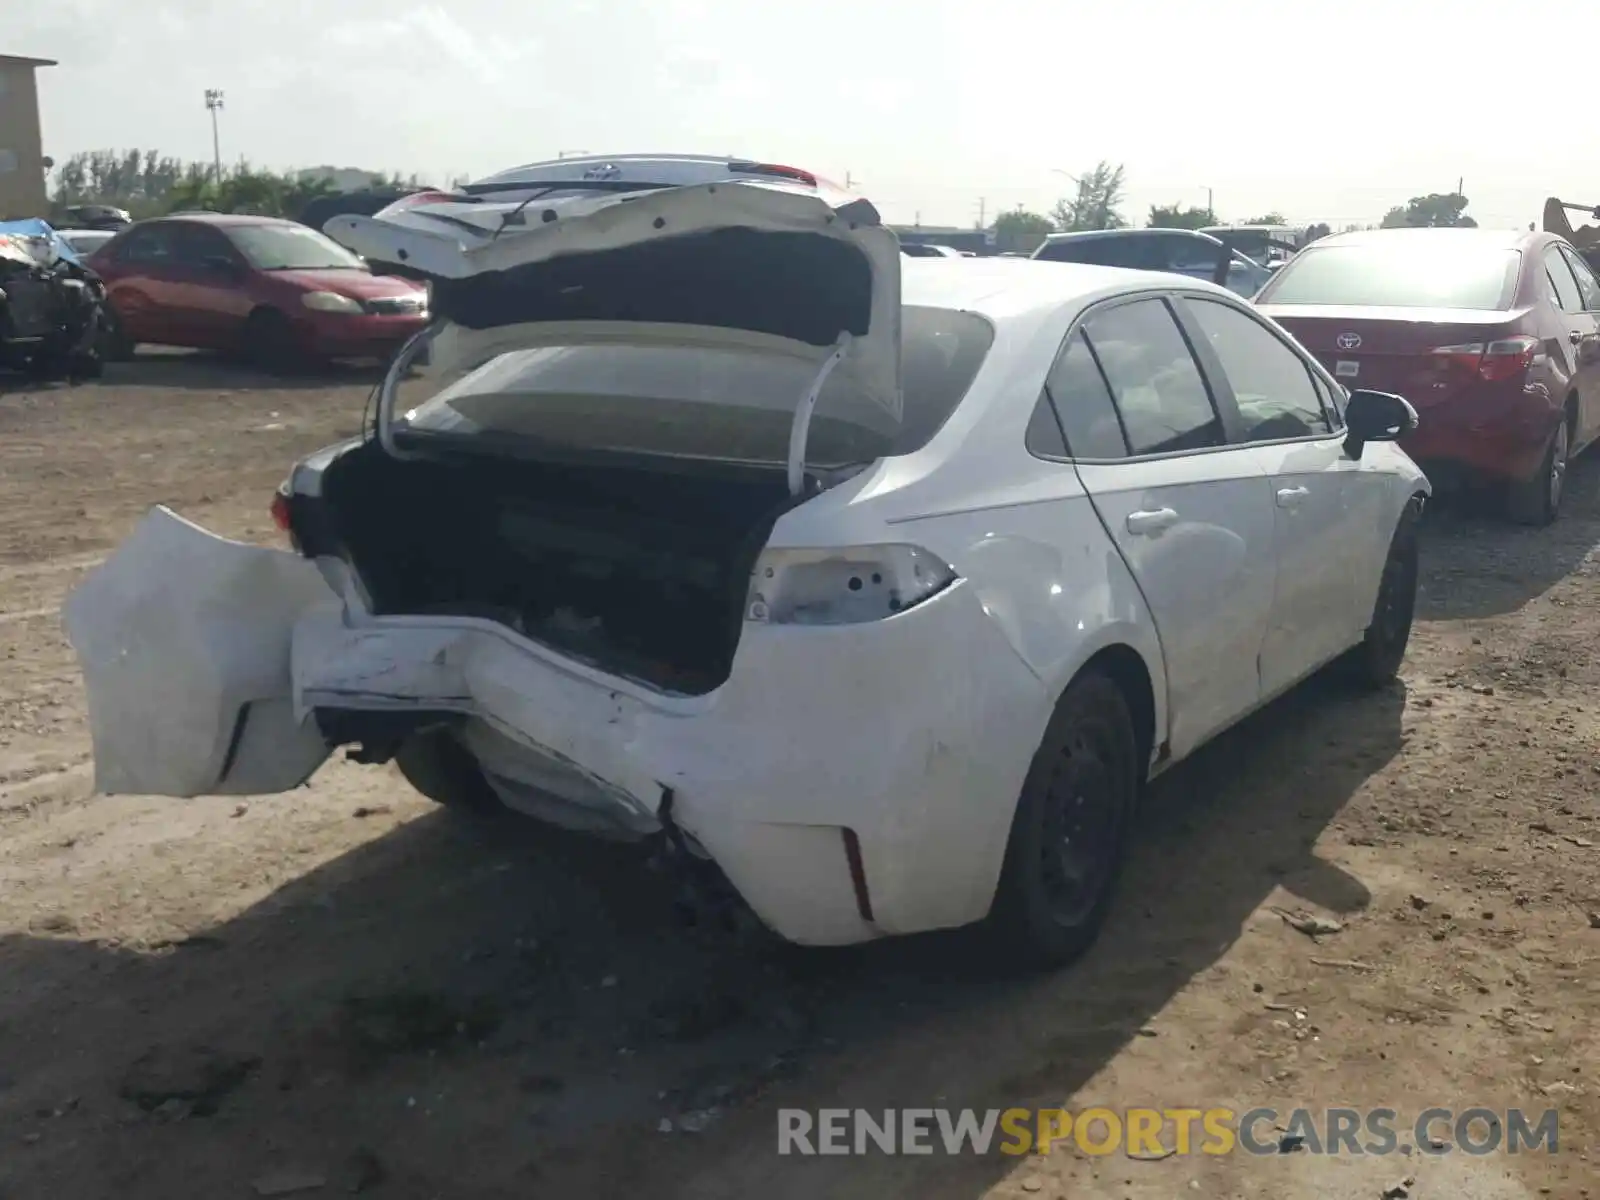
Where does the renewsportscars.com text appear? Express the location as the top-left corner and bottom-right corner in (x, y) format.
(776, 1107), (1560, 1157)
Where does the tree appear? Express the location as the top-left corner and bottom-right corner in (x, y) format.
(1380, 192), (1476, 229)
(1240, 212), (1287, 226)
(993, 208), (1055, 253)
(1303, 222), (1332, 244)
(1147, 203), (1215, 230)
(1050, 161), (1128, 232)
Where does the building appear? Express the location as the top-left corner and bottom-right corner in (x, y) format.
(0, 53), (55, 219)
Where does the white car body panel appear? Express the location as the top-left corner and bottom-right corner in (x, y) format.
(60, 257), (1429, 948)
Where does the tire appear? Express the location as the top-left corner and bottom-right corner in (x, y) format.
(394, 728), (502, 814)
(1506, 418), (1569, 526)
(986, 671), (1140, 970)
(1340, 497), (1421, 689)
(242, 308), (303, 374)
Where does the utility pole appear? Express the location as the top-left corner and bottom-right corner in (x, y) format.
(204, 89), (225, 184)
(976, 196), (987, 229)
(1457, 176), (1464, 196)
(844, 170), (856, 189)
(1204, 185), (1214, 216)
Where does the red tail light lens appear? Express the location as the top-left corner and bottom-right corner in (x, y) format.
(270, 490), (292, 534)
(728, 161), (819, 187)
(1431, 336), (1539, 383)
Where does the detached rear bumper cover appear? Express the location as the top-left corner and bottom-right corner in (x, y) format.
(61, 507), (1048, 947)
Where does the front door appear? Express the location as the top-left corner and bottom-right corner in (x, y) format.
(1177, 294), (1389, 693)
(1051, 296), (1277, 758)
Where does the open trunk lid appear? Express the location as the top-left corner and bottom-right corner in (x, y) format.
(324, 178), (903, 482)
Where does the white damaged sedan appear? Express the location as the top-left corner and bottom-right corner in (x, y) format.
(62, 156), (1429, 967)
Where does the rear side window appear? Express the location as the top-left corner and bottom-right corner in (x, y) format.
(1083, 298), (1222, 455)
(1562, 246), (1600, 311)
(1259, 242), (1520, 310)
(112, 224), (177, 264)
(1545, 247), (1586, 313)
(1034, 331), (1127, 459)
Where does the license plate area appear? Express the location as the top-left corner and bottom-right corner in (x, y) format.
(1335, 359), (1360, 379)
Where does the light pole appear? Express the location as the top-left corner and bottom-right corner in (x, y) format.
(204, 89), (225, 184)
(1202, 185), (1214, 217)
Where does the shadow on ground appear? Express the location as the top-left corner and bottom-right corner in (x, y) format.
(0, 670), (1403, 1200)
(1417, 452), (1600, 622)
(94, 351), (388, 393)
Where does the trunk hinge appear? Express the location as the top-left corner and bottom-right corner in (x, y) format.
(375, 320), (444, 460)
(786, 333), (853, 497)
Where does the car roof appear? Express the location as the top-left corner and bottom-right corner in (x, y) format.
(159, 212), (298, 227)
(1040, 227), (1218, 243)
(902, 256), (1236, 322)
(1310, 226), (1536, 251)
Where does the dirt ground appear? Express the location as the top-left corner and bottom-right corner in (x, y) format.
(0, 357), (1596, 1200)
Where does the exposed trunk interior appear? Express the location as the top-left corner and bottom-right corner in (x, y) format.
(310, 440), (796, 695)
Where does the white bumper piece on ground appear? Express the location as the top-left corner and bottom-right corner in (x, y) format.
(62, 507), (1051, 947)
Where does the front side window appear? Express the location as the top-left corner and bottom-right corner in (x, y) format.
(1186, 298), (1333, 441)
(1082, 298), (1221, 455)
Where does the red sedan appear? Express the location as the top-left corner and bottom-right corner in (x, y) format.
(89, 213), (430, 370)
(1257, 227), (1600, 524)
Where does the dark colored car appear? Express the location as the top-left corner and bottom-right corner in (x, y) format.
(1032, 228), (1273, 298)
(1256, 227), (1600, 524)
(59, 204), (132, 231)
(88, 213), (430, 368)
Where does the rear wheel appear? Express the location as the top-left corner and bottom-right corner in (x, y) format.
(394, 728), (502, 814)
(242, 308), (302, 374)
(1506, 418), (1569, 526)
(1339, 497), (1420, 688)
(987, 671), (1139, 970)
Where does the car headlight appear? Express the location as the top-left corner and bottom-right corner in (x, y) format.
(302, 291), (362, 314)
(744, 545), (958, 626)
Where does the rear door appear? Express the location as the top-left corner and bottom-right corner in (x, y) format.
(100, 223), (183, 344)
(1177, 294), (1388, 693)
(1048, 294), (1277, 759)
(1553, 245), (1600, 444)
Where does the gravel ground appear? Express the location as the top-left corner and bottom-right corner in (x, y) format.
(0, 357), (1595, 1200)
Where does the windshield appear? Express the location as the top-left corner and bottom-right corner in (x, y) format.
(227, 224), (366, 271)
(1259, 242), (1521, 309)
(399, 306), (994, 465)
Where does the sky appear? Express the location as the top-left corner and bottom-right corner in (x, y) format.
(11, 0), (1591, 231)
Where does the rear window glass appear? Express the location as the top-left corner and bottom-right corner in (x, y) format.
(1259, 243), (1520, 310)
(1035, 237), (1160, 270)
(399, 305), (994, 465)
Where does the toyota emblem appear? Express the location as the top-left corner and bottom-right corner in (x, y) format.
(1336, 332), (1362, 351)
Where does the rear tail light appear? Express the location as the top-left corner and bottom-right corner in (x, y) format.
(745, 545), (958, 626)
(270, 489), (293, 543)
(374, 190), (473, 218)
(1432, 336), (1540, 383)
(727, 161), (820, 187)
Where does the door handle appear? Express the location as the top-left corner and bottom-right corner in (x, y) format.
(1125, 507), (1179, 536)
(1276, 486), (1310, 508)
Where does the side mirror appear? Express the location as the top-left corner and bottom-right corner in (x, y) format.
(1344, 389), (1418, 455)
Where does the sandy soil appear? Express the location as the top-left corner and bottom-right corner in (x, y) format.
(0, 357), (1595, 1200)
